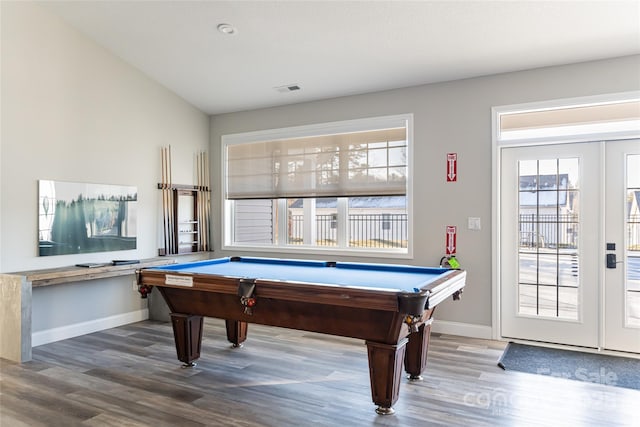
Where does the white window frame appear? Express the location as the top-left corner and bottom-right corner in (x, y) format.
(221, 114), (414, 259)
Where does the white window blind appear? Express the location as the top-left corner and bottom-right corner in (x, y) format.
(226, 127), (407, 199)
(498, 99), (640, 141)
(500, 101), (639, 131)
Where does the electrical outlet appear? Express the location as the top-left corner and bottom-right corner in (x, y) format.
(132, 279), (138, 291)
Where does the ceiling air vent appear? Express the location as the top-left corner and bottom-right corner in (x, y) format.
(274, 84), (301, 93)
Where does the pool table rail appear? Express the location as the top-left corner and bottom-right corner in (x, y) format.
(139, 267), (465, 313)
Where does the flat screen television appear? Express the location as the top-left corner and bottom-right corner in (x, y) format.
(38, 180), (137, 256)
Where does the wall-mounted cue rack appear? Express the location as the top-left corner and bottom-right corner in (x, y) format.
(159, 147), (210, 255)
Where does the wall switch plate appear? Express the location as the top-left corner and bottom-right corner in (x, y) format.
(468, 217), (481, 230)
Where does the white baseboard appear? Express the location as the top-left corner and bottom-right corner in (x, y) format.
(30, 311), (491, 347)
(432, 319), (493, 340)
(32, 309), (149, 347)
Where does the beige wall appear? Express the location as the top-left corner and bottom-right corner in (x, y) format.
(210, 55), (640, 329)
(1, 3), (209, 336)
(1, 2), (210, 272)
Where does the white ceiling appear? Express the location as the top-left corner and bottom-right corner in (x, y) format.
(40, 1), (640, 115)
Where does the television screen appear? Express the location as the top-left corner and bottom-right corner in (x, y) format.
(38, 180), (137, 256)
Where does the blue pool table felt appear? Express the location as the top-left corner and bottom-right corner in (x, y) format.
(150, 257), (452, 292)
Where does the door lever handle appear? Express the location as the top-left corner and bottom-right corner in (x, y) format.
(606, 253), (623, 269)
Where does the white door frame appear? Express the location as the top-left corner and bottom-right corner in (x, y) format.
(491, 91), (640, 344)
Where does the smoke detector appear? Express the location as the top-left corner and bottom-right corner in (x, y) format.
(217, 23), (237, 35)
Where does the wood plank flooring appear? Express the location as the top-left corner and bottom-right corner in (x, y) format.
(1, 319), (638, 426)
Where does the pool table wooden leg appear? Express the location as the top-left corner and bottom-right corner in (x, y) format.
(225, 320), (248, 347)
(365, 338), (408, 415)
(404, 309), (436, 380)
(170, 313), (203, 367)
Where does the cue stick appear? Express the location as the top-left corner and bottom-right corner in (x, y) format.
(196, 152), (200, 251)
(166, 146), (173, 254)
(164, 146), (172, 254)
(201, 151), (207, 251)
(202, 151), (210, 251)
(197, 151), (204, 251)
(160, 147), (164, 253)
(161, 146), (169, 255)
(202, 151), (209, 251)
(168, 145), (175, 254)
(203, 151), (210, 251)
(201, 151), (205, 251)
(169, 145), (175, 254)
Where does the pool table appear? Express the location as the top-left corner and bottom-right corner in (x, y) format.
(137, 256), (466, 414)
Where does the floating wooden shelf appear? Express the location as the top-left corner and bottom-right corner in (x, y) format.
(0, 257), (179, 364)
(9, 257), (177, 288)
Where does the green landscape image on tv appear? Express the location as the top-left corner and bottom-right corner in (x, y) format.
(38, 180), (137, 256)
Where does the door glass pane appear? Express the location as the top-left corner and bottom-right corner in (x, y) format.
(518, 284), (538, 316)
(626, 154), (640, 327)
(538, 159), (558, 186)
(517, 158), (579, 319)
(558, 253), (579, 287)
(559, 287), (579, 319)
(538, 253), (558, 285)
(518, 251), (536, 284)
(538, 285), (558, 318)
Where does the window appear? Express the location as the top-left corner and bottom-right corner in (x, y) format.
(497, 98), (640, 144)
(222, 115), (412, 256)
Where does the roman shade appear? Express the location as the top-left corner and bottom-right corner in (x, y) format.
(501, 100), (640, 131)
(226, 127), (407, 200)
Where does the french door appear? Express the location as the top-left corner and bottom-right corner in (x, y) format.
(500, 140), (640, 352)
(604, 141), (640, 352)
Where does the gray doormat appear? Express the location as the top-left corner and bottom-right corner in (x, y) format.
(498, 342), (640, 390)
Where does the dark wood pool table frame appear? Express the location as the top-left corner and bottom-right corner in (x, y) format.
(137, 257), (465, 415)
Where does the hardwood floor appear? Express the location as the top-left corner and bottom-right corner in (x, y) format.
(1, 319), (638, 426)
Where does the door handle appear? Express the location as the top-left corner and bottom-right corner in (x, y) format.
(606, 253), (623, 269)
